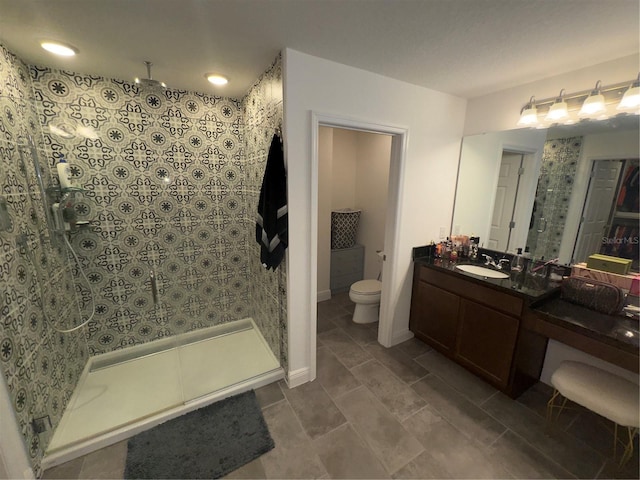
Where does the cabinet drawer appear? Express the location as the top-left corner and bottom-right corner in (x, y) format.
(419, 266), (523, 317)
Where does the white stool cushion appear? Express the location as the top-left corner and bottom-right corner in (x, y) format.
(551, 361), (639, 428)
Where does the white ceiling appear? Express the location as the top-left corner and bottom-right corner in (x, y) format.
(0, 0), (638, 100)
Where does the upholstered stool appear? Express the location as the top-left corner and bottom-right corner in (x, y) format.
(547, 361), (639, 466)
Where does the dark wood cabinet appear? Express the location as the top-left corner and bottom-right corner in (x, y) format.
(409, 264), (542, 397)
(410, 281), (459, 354)
(456, 299), (519, 387)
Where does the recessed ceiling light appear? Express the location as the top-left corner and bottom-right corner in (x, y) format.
(41, 41), (78, 57)
(205, 73), (228, 86)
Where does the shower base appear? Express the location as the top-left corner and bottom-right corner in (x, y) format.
(42, 318), (283, 469)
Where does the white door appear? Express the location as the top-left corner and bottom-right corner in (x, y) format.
(488, 153), (522, 251)
(573, 159), (622, 263)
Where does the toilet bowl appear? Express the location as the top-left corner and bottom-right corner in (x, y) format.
(349, 279), (382, 324)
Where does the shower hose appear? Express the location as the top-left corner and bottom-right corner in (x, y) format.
(21, 232), (96, 333)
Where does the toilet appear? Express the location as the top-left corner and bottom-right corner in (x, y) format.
(349, 279), (382, 324)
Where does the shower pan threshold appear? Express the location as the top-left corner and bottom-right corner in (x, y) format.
(42, 318), (283, 470)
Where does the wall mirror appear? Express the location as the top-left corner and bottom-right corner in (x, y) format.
(452, 115), (639, 271)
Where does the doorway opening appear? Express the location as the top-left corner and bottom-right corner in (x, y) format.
(309, 113), (409, 380)
(316, 126), (392, 343)
(573, 158), (639, 269)
(487, 149), (538, 253)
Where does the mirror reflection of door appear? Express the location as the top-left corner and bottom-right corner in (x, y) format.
(573, 159), (623, 263)
(488, 152), (523, 251)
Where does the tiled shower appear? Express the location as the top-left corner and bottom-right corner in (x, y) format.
(0, 43), (286, 474)
(527, 136), (582, 260)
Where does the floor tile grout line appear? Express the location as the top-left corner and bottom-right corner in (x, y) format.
(319, 331), (373, 371)
(277, 383), (331, 478)
(406, 371), (431, 387)
(475, 395), (607, 479)
(387, 442), (427, 478)
(485, 424), (508, 449)
(327, 384), (407, 478)
(348, 362), (428, 425)
(478, 388), (500, 407)
(360, 344), (431, 388)
(304, 380), (394, 478)
(496, 426), (579, 479)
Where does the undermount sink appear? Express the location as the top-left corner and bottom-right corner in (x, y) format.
(455, 264), (509, 279)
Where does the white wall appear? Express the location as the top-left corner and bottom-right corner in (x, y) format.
(560, 129), (640, 263)
(284, 48), (466, 383)
(317, 126), (334, 299)
(331, 129), (358, 209)
(464, 54), (639, 136)
(355, 132), (391, 278)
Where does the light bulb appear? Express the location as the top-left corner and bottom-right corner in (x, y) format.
(41, 41), (78, 57)
(517, 96), (538, 126)
(206, 74), (228, 86)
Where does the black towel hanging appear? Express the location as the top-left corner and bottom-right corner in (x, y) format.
(256, 133), (288, 270)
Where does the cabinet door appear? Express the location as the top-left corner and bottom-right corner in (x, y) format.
(409, 281), (460, 354)
(456, 299), (519, 388)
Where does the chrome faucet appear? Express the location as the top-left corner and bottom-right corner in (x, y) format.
(482, 254), (510, 270)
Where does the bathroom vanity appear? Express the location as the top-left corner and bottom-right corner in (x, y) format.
(409, 252), (639, 398)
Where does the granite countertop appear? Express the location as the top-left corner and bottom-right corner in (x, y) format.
(533, 296), (640, 350)
(413, 254), (559, 302)
(412, 246), (639, 352)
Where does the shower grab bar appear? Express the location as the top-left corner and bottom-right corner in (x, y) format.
(150, 270), (158, 305)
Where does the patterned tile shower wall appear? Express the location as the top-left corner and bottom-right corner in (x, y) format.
(0, 44), (88, 474)
(528, 136), (582, 260)
(28, 66), (256, 355)
(0, 42), (286, 473)
(242, 55), (287, 369)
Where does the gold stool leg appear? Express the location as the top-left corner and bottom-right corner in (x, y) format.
(614, 423), (618, 462)
(546, 389), (568, 423)
(619, 426), (638, 468)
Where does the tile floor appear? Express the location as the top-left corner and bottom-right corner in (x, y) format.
(43, 293), (639, 479)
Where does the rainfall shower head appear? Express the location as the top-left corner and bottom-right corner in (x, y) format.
(135, 61), (167, 89)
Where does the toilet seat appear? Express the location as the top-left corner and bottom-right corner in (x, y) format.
(350, 279), (381, 295)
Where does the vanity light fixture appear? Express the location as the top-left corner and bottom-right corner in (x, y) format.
(545, 90), (569, 122)
(41, 41), (78, 57)
(617, 73), (640, 112)
(205, 73), (228, 86)
(517, 96), (538, 126)
(517, 74), (640, 127)
(579, 81), (606, 118)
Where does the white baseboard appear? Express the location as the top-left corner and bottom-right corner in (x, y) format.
(317, 290), (331, 302)
(286, 367), (311, 388)
(390, 329), (414, 347)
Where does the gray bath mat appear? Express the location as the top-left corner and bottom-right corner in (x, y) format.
(124, 390), (274, 479)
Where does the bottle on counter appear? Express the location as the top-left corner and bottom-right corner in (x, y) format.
(468, 236), (479, 260)
(510, 247), (526, 286)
